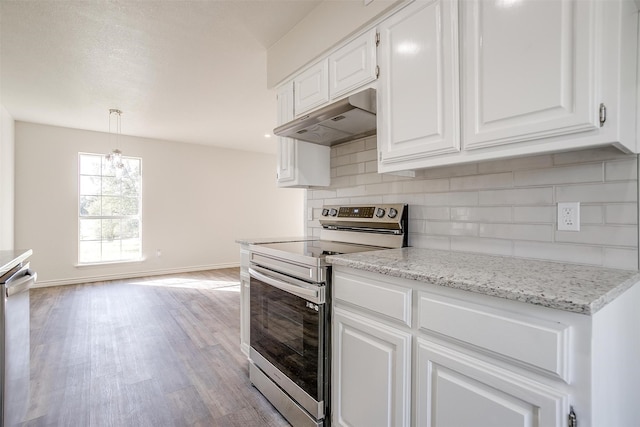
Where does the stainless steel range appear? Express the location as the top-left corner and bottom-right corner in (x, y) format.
(248, 204), (408, 427)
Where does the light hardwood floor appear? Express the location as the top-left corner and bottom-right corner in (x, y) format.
(23, 268), (290, 427)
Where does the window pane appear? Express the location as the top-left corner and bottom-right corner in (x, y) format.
(79, 155), (102, 175)
(79, 219), (102, 240)
(79, 241), (101, 263)
(102, 219), (121, 240)
(79, 176), (101, 196)
(121, 198), (139, 215)
(79, 153), (142, 264)
(101, 196), (122, 216)
(121, 219), (140, 238)
(80, 196), (101, 216)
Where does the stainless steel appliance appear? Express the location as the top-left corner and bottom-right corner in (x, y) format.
(0, 262), (35, 427)
(248, 204), (408, 427)
(273, 88), (376, 146)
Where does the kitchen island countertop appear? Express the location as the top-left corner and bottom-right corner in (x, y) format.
(326, 247), (640, 315)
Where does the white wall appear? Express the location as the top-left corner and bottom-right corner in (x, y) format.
(0, 105), (15, 250)
(266, 0), (401, 88)
(15, 122), (305, 285)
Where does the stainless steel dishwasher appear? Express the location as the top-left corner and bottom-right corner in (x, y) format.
(0, 263), (36, 427)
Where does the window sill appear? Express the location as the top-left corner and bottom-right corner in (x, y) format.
(75, 258), (145, 268)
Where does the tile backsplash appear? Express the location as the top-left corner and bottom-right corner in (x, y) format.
(306, 137), (639, 270)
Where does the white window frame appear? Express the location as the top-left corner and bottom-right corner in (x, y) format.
(77, 152), (143, 265)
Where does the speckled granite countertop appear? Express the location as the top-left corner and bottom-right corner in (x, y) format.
(0, 249), (33, 277)
(236, 236), (314, 245)
(326, 248), (640, 315)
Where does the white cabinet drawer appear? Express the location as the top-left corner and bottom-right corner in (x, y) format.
(418, 292), (570, 382)
(334, 270), (412, 327)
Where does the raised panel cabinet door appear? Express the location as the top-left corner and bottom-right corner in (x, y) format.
(377, 0), (460, 172)
(329, 29), (378, 99)
(462, 0), (600, 150)
(276, 83), (295, 183)
(416, 338), (568, 427)
(294, 60), (330, 116)
(333, 308), (411, 427)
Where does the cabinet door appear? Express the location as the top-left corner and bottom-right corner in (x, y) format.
(416, 338), (568, 427)
(276, 83), (296, 184)
(294, 60), (330, 116)
(377, 0), (460, 173)
(461, 0), (600, 150)
(333, 308), (411, 427)
(329, 29), (378, 100)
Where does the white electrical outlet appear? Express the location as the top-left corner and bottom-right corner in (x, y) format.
(558, 202), (580, 231)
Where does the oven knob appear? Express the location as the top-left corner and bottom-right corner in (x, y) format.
(322, 208), (329, 216)
(388, 208), (398, 218)
(375, 208), (386, 218)
(329, 208), (338, 217)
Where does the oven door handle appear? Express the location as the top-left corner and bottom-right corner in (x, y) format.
(249, 267), (324, 303)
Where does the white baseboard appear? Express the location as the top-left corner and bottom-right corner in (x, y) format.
(32, 262), (241, 288)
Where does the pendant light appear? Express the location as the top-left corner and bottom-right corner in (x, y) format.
(105, 108), (124, 169)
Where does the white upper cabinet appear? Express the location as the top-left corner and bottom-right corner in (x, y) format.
(329, 29), (378, 100)
(377, 0), (460, 173)
(294, 60), (330, 116)
(461, 0), (599, 149)
(276, 82), (331, 188)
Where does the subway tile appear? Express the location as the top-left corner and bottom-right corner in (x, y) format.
(479, 188), (553, 205)
(410, 234), (451, 250)
(336, 186), (368, 198)
(555, 225), (638, 247)
(580, 205), (604, 224)
(514, 163), (603, 187)
(479, 223), (553, 242)
(348, 195), (385, 205)
(365, 136), (377, 150)
(309, 189), (337, 200)
(513, 241), (603, 266)
(354, 173), (383, 186)
(603, 248), (638, 270)
(383, 194), (424, 206)
(451, 172), (513, 191)
(419, 162), (479, 179)
(355, 149), (378, 163)
(335, 139), (366, 156)
(336, 163), (365, 177)
(330, 176), (352, 188)
(605, 158), (638, 182)
(424, 192), (479, 206)
(365, 160), (378, 173)
(605, 204), (638, 225)
(424, 221), (478, 236)
(402, 178), (449, 194)
(365, 181), (405, 195)
(555, 182), (637, 203)
(307, 199), (324, 208)
(513, 206), (555, 223)
(450, 236), (513, 256)
(424, 207), (451, 221)
(478, 155), (553, 174)
(450, 206), (512, 223)
(552, 146), (632, 165)
(332, 154), (355, 167)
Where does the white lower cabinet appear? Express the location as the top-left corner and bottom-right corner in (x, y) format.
(239, 245), (250, 356)
(332, 266), (640, 427)
(333, 307), (411, 427)
(416, 338), (568, 427)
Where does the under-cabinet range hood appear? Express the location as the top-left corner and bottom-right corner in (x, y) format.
(273, 88), (376, 146)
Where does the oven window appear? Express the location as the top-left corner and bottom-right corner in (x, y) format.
(250, 277), (323, 400)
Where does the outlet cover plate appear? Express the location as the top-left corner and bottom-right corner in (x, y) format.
(558, 202), (580, 231)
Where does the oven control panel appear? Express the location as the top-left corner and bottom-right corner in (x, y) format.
(320, 204), (406, 223)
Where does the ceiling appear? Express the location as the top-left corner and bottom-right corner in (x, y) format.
(1, 1), (323, 154)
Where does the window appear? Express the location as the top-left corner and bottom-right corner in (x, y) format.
(78, 153), (142, 264)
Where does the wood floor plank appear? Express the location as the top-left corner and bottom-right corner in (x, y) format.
(23, 268), (290, 427)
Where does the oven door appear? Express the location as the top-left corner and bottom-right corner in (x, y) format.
(249, 264), (326, 418)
